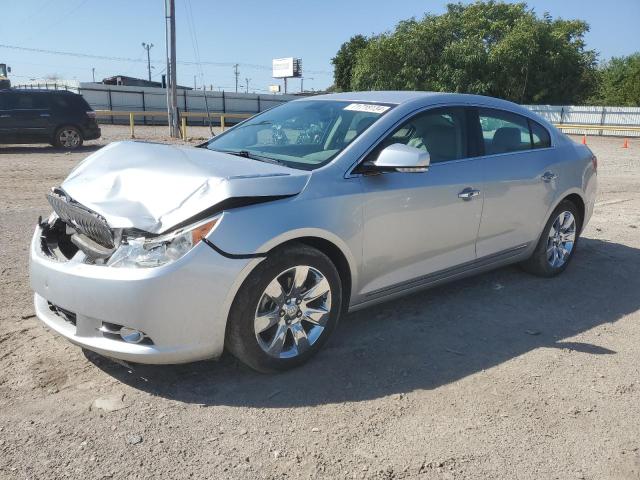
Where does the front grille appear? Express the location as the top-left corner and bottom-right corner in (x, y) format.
(47, 190), (114, 248)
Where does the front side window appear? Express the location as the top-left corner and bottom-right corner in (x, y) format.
(0, 93), (18, 110)
(206, 100), (392, 170)
(368, 107), (468, 164)
(479, 108), (532, 155)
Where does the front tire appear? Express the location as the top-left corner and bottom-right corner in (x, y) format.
(226, 244), (342, 373)
(54, 126), (83, 149)
(521, 200), (581, 277)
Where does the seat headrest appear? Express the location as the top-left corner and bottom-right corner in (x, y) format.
(424, 125), (458, 161)
(491, 127), (522, 154)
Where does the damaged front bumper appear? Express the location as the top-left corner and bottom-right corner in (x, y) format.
(29, 224), (258, 364)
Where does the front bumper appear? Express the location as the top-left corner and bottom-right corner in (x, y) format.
(30, 226), (257, 364)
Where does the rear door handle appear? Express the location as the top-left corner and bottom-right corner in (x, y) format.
(458, 187), (481, 200)
(0, 114), (10, 118)
(541, 171), (558, 182)
(40, 113), (51, 118)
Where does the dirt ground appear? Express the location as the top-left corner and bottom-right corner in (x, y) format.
(1, 127), (639, 480)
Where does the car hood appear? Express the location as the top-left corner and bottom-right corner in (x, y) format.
(59, 141), (310, 233)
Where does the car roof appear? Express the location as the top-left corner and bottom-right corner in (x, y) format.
(299, 90), (535, 117)
(0, 89), (78, 96)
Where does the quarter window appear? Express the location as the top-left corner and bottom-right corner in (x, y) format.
(530, 120), (551, 148)
(372, 107), (468, 163)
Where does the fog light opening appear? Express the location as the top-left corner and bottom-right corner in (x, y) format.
(119, 327), (146, 344)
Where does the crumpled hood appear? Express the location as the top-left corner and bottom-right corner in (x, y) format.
(60, 141), (310, 233)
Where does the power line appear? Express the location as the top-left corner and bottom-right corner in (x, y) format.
(0, 43), (332, 75)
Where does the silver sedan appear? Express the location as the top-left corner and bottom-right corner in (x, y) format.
(30, 91), (597, 372)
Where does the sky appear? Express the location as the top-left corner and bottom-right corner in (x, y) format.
(1, 0), (639, 93)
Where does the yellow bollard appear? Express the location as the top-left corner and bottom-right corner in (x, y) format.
(181, 116), (187, 139)
(220, 115), (225, 132)
(129, 112), (135, 138)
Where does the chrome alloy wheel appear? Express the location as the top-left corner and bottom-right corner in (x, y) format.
(546, 211), (577, 268)
(254, 265), (332, 359)
(58, 128), (81, 148)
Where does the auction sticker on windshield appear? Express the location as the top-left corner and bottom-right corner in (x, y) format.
(344, 103), (391, 114)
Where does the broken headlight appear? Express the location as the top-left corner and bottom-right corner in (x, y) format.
(106, 216), (220, 268)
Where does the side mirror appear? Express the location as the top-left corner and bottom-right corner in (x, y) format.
(373, 143), (430, 173)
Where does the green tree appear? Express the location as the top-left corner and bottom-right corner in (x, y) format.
(337, 1), (598, 104)
(591, 53), (640, 106)
(331, 35), (370, 91)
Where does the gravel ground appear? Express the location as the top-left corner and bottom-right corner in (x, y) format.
(1, 127), (639, 479)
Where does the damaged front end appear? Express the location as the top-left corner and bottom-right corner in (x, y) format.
(42, 188), (118, 263)
(41, 188), (219, 268)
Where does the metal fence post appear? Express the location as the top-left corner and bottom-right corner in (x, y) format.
(141, 91), (147, 125)
(599, 107), (606, 137)
(108, 90), (113, 125)
(129, 113), (135, 138)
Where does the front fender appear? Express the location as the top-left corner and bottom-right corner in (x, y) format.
(207, 176), (365, 300)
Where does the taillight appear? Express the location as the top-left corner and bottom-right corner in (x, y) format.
(591, 154), (598, 173)
(86, 111), (96, 119)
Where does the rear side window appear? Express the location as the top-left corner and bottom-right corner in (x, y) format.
(13, 93), (49, 110)
(479, 108), (531, 155)
(372, 107), (468, 163)
(530, 120), (551, 148)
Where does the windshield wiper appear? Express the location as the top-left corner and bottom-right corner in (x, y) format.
(218, 149), (286, 166)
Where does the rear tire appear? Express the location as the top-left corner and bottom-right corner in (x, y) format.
(521, 200), (581, 277)
(226, 244), (342, 373)
(53, 126), (83, 150)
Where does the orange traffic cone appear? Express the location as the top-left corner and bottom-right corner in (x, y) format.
(582, 135), (587, 145)
(623, 138), (629, 148)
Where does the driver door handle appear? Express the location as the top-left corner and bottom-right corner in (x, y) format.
(458, 187), (480, 200)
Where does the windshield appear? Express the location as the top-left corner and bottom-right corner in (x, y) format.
(206, 100), (393, 170)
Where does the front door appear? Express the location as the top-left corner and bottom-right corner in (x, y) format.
(0, 91), (17, 142)
(357, 107), (483, 298)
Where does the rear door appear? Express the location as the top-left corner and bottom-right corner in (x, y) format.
(10, 92), (51, 142)
(473, 107), (557, 257)
(357, 106), (484, 297)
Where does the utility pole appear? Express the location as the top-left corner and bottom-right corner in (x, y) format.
(92, 67), (95, 83)
(194, 75), (197, 90)
(233, 64), (239, 93)
(165, 0), (179, 138)
(245, 77), (250, 93)
(142, 42), (154, 81)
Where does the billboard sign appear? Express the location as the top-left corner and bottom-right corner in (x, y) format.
(272, 57), (302, 78)
(273, 58), (294, 78)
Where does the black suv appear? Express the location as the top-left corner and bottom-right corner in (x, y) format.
(0, 89), (101, 149)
